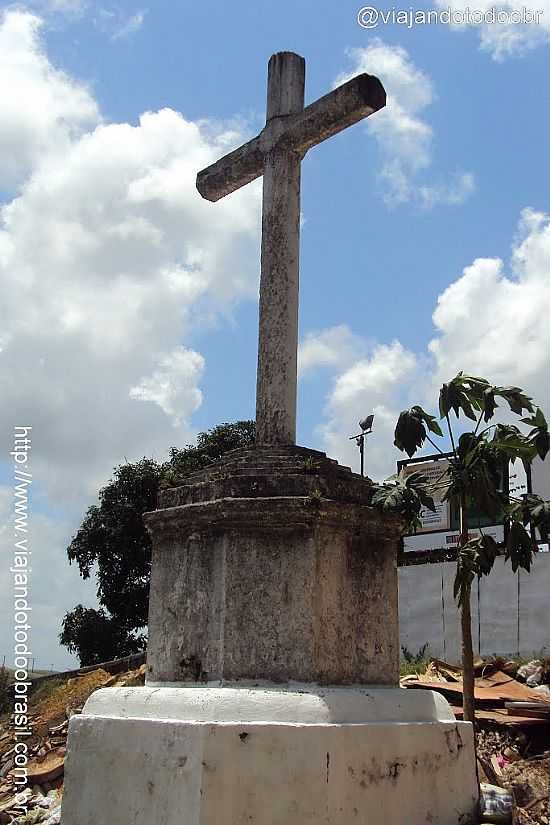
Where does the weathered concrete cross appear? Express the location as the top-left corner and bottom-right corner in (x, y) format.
(197, 52), (385, 446)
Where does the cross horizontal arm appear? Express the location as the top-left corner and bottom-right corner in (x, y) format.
(281, 73), (386, 156)
(196, 136), (263, 203)
(196, 73), (385, 203)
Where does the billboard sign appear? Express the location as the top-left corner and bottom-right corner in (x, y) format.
(401, 457), (450, 533)
(399, 452), (508, 555)
(402, 524), (504, 554)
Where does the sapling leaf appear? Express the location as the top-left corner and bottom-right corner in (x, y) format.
(522, 408), (550, 461)
(497, 386), (534, 416)
(394, 406), (442, 457)
(505, 521), (535, 573)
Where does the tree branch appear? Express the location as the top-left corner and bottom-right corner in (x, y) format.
(473, 408), (484, 436)
(425, 435), (447, 456)
(446, 414), (457, 459)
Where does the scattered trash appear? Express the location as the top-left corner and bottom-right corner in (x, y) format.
(479, 782), (514, 823)
(502, 746), (521, 763)
(502, 755), (550, 824)
(402, 656), (550, 822)
(517, 660), (544, 684)
(526, 668), (544, 688)
(505, 701), (550, 720)
(401, 658), (550, 726)
(0, 662), (146, 823)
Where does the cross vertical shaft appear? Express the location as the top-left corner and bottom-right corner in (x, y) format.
(256, 52), (305, 445)
(197, 52), (387, 447)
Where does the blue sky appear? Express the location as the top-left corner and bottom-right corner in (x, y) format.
(1, 0), (550, 667)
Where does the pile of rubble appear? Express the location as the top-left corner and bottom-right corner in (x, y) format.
(402, 657), (550, 823)
(0, 664), (146, 824)
(402, 656), (550, 724)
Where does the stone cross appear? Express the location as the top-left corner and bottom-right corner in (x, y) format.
(197, 52), (385, 446)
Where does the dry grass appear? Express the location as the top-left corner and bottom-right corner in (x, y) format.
(30, 669), (112, 738)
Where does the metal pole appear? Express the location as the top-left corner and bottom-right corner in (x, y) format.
(526, 463), (537, 545)
(359, 435), (364, 478)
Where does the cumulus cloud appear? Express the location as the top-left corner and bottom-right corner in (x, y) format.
(316, 340), (418, 480)
(298, 324), (366, 376)
(310, 207), (550, 479)
(432, 0), (550, 60)
(336, 41), (475, 209)
(129, 347), (204, 425)
(429, 207), (550, 401)
(0, 6), (263, 666)
(0, 8), (261, 510)
(0, 10), (99, 186)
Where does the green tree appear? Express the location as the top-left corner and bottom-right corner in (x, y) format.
(374, 374), (550, 724)
(164, 420), (256, 486)
(59, 606), (144, 665)
(61, 421), (255, 665)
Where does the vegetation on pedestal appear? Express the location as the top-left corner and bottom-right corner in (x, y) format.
(60, 421), (255, 665)
(374, 373), (550, 724)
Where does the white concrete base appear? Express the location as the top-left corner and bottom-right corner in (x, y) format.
(61, 685), (478, 825)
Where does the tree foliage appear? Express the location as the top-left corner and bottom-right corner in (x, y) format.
(391, 372), (548, 607)
(61, 421), (255, 665)
(59, 606), (144, 666)
(163, 420), (256, 487)
(67, 459), (161, 634)
(375, 372), (550, 724)
(372, 470), (436, 532)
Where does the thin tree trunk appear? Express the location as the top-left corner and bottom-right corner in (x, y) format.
(461, 583), (476, 723)
(460, 495), (476, 725)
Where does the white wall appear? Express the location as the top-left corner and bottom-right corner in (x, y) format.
(398, 553), (550, 663)
(532, 455), (550, 500)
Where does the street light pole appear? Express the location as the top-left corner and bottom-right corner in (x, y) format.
(349, 415), (374, 479)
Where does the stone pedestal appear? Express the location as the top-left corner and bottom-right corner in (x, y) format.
(146, 446), (400, 686)
(61, 446), (478, 824)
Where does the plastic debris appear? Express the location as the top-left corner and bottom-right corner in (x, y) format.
(517, 660), (543, 684)
(479, 783), (513, 823)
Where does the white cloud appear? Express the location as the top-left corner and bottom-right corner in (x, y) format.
(94, 7), (148, 40)
(336, 41), (475, 209)
(0, 10), (99, 186)
(129, 346), (204, 425)
(0, 8), (261, 511)
(311, 207), (550, 479)
(0, 7), (262, 667)
(0, 486), (95, 670)
(118, 10), (147, 38)
(25, 0), (86, 15)
(317, 341), (418, 480)
(429, 207), (550, 400)
(298, 324), (366, 376)
(432, 0), (550, 60)
(419, 172), (476, 210)
(46, 0), (85, 13)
